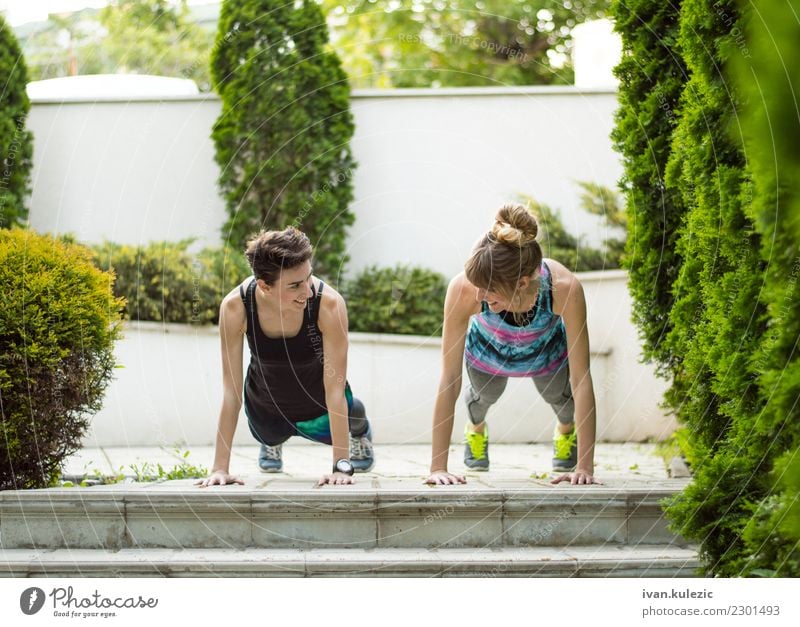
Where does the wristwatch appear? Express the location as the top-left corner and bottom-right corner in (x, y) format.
(333, 458), (354, 476)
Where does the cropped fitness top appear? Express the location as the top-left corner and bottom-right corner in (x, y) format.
(239, 277), (328, 422)
(464, 262), (568, 378)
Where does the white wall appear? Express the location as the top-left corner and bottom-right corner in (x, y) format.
(84, 271), (675, 447)
(26, 87), (622, 279)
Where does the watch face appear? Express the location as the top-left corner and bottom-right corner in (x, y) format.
(335, 459), (354, 475)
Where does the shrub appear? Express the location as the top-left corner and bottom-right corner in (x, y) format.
(0, 228), (123, 490)
(211, 0), (356, 279)
(519, 182), (626, 271)
(89, 239), (252, 325)
(0, 15), (34, 228)
(343, 265), (447, 336)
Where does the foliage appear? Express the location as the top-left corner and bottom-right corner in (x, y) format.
(89, 239), (251, 325)
(519, 181), (626, 271)
(323, 0), (609, 88)
(343, 264), (447, 336)
(730, 0), (800, 576)
(65, 447), (208, 486)
(211, 0), (356, 279)
(0, 15), (34, 228)
(612, 0), (800, 576)
(20, 1), (213, 90)
(610, 0), (687, 376)
(0, 228), (123, 490)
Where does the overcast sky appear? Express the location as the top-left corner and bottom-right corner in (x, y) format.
(0, 0), (212, 26)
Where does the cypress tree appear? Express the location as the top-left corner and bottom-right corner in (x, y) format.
(610, 0), (688, 376)
(210, 0), (356, 279)
(0, 15), (34, 228)
(733, 0), (800, 576)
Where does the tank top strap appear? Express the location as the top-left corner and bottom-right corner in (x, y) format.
(239, 278), (259, 336)
(539, 262), (554, 313)
(309, 280), (325, 324)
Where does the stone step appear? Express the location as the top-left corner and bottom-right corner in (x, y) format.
(0, 479), (688, 550)
(0, 545), (700, 577)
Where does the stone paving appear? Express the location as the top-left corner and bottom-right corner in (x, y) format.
(62, 441), (685, 490)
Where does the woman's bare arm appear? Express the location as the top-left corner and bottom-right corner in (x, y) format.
(427, 273), (480, 484)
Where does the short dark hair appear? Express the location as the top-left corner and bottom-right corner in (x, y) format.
(244, 226), (313, 284)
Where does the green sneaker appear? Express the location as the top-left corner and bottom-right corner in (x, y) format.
(552, 425), (577, 472)
(464, 424), (489, 470)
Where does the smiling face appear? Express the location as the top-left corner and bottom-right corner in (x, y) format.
(476, 272), (539, 313)
(257, 260), (313, 311)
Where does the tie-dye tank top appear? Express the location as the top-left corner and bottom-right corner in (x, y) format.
(464, 261), (568, 378)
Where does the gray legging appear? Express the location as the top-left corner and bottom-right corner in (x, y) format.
(464, 361), (575, 426)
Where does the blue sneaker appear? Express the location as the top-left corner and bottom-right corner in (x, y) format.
(350, 426), (374, 472)
(464, 424), (489, 470)
(258, 443), (283, 472)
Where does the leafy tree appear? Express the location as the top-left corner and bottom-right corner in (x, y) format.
(211, 0), (356, 279)
(20, 1), (213, 91)
(322, 0), (610, 88)
(0, 15), (34, 228)
(99, 0), (214, 91)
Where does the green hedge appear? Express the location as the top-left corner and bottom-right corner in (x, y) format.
(343, 265), (447, 336)
(612, 0), (800, 575)
(610, 0), (687, 374)
(87, 241), (447, 337)
(89, 239), (252, 324)
(732, 0), (800, 576)
(0, 228), (123, 490)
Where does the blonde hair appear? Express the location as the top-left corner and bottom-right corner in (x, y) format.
(464, 204), (542, 298)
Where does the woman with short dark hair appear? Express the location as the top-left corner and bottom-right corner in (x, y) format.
(198, 226), (374, 487)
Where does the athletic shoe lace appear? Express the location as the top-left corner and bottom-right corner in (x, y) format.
(350, 435), (373, 459)
(554, 431), (577, 459)
(262, 444), (282, 461)
(466, 430), (488, 459)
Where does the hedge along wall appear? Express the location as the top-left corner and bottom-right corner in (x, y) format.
(612, 0), (799, 576)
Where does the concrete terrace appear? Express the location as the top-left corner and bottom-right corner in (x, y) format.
(0, 443), (698, 578)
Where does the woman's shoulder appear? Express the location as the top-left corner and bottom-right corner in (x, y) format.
(446, 272), (481, 316)
(543, 259), (584, 315)
(220, 276), (252, 317)
(316, 276), (347, 317)
(542, 258), (579, 288)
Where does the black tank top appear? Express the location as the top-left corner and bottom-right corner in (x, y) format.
(240, 277), (328, 422)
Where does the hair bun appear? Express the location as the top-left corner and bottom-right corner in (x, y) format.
(490, 204), (538, 247)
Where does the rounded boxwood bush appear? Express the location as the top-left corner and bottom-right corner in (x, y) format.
(0, 228), (124, 490)
(343, 265), (447, 336)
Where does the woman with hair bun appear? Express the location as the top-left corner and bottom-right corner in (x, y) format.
(425, 204), (600, 486)
(197, 226), (374, 487)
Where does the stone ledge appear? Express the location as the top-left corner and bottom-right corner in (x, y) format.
(0, 545), (699, 577)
